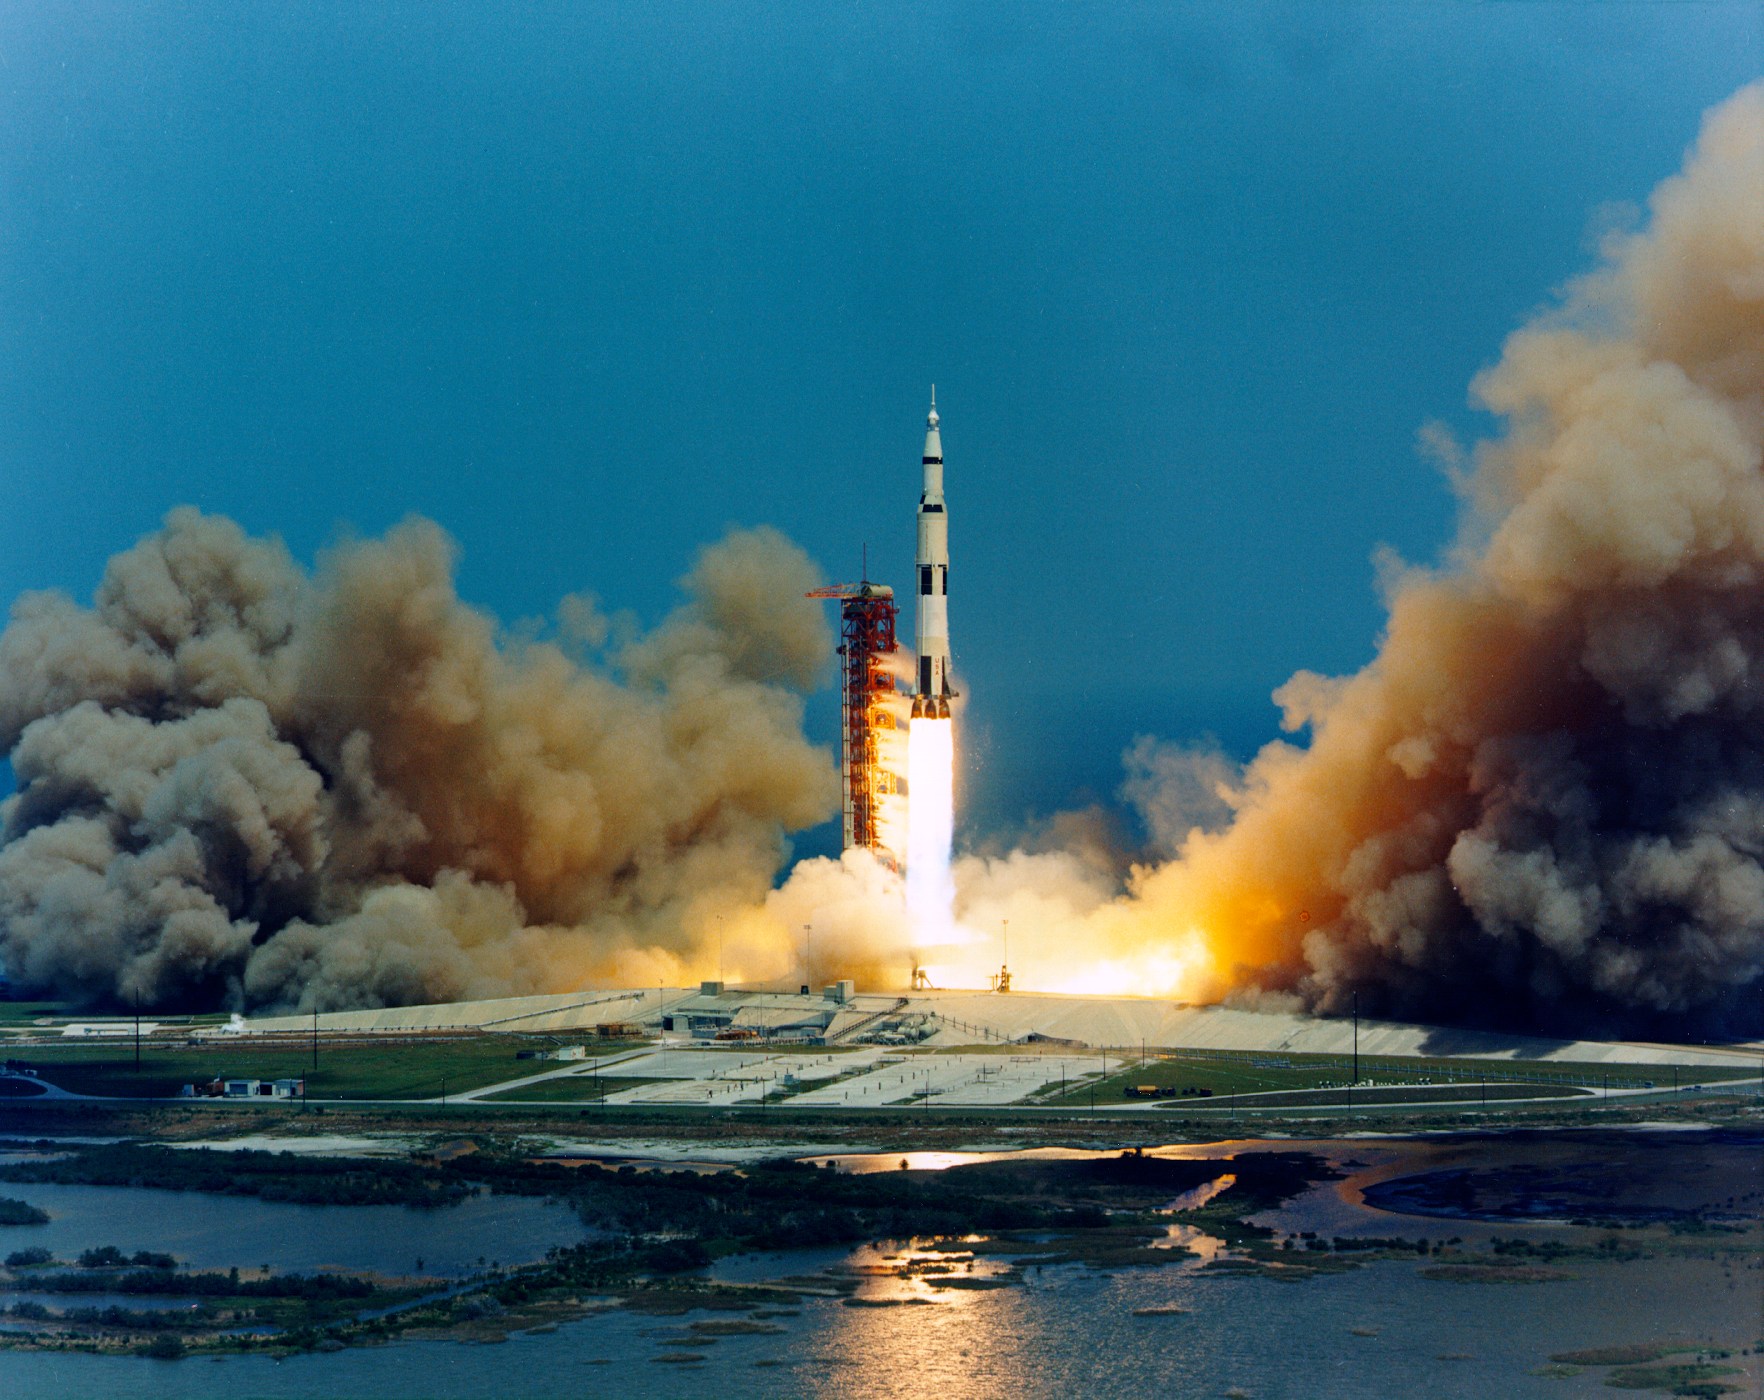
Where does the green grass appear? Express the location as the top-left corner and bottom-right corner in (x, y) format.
(1603, 1362), (1743, 1391)
(0, 1002), (232, 1031)
(0, 1001), (71, 1028)
(1551, 1344), (1699, 1366)
(1164, 1083), (1584, 1110)
(1038, 1050), (1759, 1108)
(9, 1037), (562, 1100)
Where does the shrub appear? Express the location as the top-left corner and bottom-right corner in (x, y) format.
(0, 1197), (49, 1226)
(5, 1247), (53, 1267)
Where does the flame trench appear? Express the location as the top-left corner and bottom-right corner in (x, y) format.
(906, 716), (956, 946)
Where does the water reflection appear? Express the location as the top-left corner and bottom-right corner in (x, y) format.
(1161, 1172), (1236, 1213)
(819, 1140), (1276, 1174)
(1151, 1223), (1225, 1261)
(841, 1239), (1017, 1304)
(0, 1182), (585, 1277)
(818, 1148), (1102, 1174)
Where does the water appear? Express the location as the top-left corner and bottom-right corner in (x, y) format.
(1, 1131), (1757, 1396)
(0, 1252), (1754, 1398)
(0, 1183), (585, 1278)
(821, 1139), (1276, 1174)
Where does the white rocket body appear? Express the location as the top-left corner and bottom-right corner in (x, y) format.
(912, 393), (954, 719)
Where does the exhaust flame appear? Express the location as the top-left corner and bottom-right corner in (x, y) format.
(905, 716), (957, 950)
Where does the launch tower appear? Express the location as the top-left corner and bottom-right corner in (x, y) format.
(806, 581), (901, 861)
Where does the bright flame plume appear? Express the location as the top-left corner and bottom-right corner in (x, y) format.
(906, 716), (956, 949)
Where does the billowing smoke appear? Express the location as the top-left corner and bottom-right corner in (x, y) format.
(0, 514), (839, 1010)
(1076, 81), (1764, 1037)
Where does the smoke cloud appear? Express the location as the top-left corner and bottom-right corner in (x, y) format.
(0, 515), (839, 1009)
(1096, 81), (1764, 1036)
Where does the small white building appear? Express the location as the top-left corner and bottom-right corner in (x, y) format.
(182, 1077), (304, 1099)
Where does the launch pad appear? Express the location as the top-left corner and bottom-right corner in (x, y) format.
(241, 984), (1756, 1075)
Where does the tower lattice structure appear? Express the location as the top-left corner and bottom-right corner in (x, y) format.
(807, 582), (900, 861)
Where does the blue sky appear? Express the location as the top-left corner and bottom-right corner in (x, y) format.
(2, 2), (1759, 851)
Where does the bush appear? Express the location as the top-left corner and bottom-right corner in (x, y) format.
(142, 1334), (186, 1360)
(78, 1245), (128, 1268)
(5, 1247), (53, 1268)
(0, 1197), (49, 1226)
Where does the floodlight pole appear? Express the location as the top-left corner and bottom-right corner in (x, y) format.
(312, 1006), (319, 1074)
(1352, 991), (1359, 1086)
(133, 991), (141, 1070)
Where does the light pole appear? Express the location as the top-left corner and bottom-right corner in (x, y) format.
(1352, 990), (1359, 1086)
(803, 924), (813, 993)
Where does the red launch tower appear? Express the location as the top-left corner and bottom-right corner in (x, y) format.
(806, 581), (900, 862)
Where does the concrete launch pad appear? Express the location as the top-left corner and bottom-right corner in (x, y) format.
(243, 984), (1756, 1070)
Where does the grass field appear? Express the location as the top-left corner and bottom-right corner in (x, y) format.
(6, 1037), (568, 1100)
(0, 1002), (70, 1028)
(0, 1002), (231, 1034)
(1037, 1050), (1759, 1108)
(1159, 1082), (1586, 1109)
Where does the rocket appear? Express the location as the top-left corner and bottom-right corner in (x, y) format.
(912, 389), (955, 719)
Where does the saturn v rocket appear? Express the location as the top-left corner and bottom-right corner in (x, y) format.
(911, 390), (955, 719)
